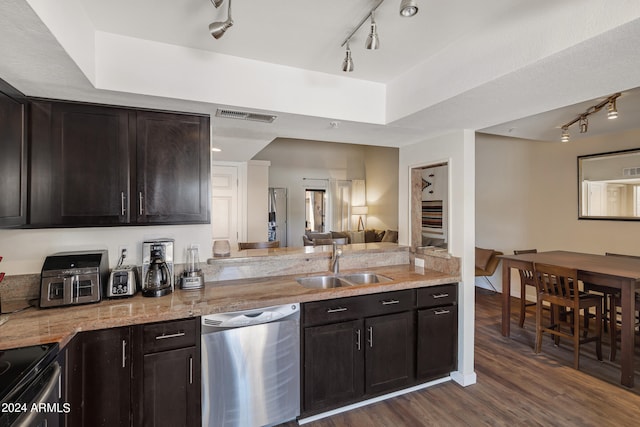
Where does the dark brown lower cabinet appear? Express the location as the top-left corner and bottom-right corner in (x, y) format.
(141, 347), (200, 427)
(303, 319), (364, 412)
(302, 285), (457, 416)
(365, 311), (415, 395)
(67, 327), (132, 427)
(416, 304), (458, 381)
(66, 318), (200, 427)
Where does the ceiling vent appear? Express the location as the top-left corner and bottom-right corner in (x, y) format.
(215, 108), (277, 123)
(623, 167), (640, 177)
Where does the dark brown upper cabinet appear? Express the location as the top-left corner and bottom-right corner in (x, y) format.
(28, 99), (210, 227)
(0, 78), (28, 227)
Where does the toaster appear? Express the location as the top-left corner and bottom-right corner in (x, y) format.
(40, 250), (108, 308)
(107, 265), (139, 298)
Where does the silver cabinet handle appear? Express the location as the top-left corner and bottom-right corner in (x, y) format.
(138, 192), (144, 215)
(326, 307), (347, 313)
(381, 299), (400, 305)
(433, 293), (449, 299)
(122, 339), (127, 368)
(356, 329), (361, 351)
(434, 309), (451, 315)
(189, 356), (193, 385)
(367, 326), (373, 348)
(120, 191), (126, 216)
(155, 331), (186, 340)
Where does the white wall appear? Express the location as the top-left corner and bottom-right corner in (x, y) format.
(476, 128), (640, 298)
(246, 160), (270, 242)
(0, 224), (212, 275)
(399, 130), (477, 387)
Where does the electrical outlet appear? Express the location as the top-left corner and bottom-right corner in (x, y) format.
(118, 245), (131, 263)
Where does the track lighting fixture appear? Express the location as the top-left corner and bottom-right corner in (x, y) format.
(365, 11), (380, 50)
(211, 0), (223, 8)
(339, 0), (417, 72)
(209, 0), (233, 39)
(342, 42), (354, 72)
(400, 0), (419, 17)
(607, 99), (618, 119)
(579, 116), (588, 133)
(559, 93), (621, 142)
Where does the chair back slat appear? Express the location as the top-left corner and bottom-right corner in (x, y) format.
(514, 249), (537, 283)
(533, 263), (580, 303)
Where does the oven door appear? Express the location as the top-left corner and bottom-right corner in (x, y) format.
(10, 362), (62, 427)
(41, 272), (100, 307)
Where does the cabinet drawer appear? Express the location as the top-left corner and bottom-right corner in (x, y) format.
(304, 295), (365, 326)
(142, 318), (197, 354)
(359, 290), (415, 317)
(417, 284), (457, 308)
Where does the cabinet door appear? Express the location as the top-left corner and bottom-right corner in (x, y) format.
(30, 101), (132, 226)
(0, 79), (27, 227)
(416, 305), (457, 381)
(135, 111), (210, 224)
(303, 319), (364, 413)
(142, 346), (200, 427)
(67, 327), (131, 427)
(365, 311), (415, 395)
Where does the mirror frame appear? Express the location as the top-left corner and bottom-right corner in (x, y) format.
(578, 148), (640, 221)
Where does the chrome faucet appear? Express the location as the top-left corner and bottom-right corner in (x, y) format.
(330, 242), (342, 274)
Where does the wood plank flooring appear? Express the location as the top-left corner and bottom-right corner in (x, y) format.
(281, 288), (640, 426)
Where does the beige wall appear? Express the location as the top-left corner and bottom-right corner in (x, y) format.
(254, 139), (399, 247)
(476, 128), (640, 296)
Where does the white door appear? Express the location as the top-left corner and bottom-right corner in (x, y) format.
(211, 165), (239, 250)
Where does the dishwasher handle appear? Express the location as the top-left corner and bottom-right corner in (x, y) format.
(202, 303), (300, 330)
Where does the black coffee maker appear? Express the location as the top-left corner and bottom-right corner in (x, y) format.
(142, 241), (173, 297)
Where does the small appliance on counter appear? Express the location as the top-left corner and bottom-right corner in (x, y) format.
(39, 250), (109, 308)
(181, 245), (204, 290)
(107, 249), (139, 298)
(142, 239), (174, 297)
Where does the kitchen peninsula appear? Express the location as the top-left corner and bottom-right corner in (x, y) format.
(0, 243), (459, 349)
(0, 243), (460, 426)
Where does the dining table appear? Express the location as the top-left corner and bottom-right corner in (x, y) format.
(499, 250), (640, 387)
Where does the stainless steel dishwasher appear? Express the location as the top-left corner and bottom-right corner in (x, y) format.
(201, 303), (300, 427)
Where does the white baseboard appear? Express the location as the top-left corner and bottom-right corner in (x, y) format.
(297, 376), (452, 424)
(450, 370), (477, 387)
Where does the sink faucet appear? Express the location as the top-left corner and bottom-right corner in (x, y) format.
(330, 242), (342, 274)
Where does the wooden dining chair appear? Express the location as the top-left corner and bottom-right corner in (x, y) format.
(533, 263), (602, 369)
(604, 252), (640, 361)
(513, 249), (537, 328)
(238, 241), (280, 250)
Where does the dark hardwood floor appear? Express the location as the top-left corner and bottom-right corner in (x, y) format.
(282, 288), (640, 426)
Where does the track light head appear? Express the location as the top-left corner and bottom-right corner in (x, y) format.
(209, 19), (233, 39)
(209, 0), (233, 39)
(561, 127), (570, 143)
(400, 0), (419, 17)
(212, 0), (223, 8)
(579, 116), (588, 133)
(342, 42), (354, 72)
(607, 99), (619, 119)
(365, 12), (379, 50)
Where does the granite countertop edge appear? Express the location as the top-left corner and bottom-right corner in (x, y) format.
(0, 264), (460, 350)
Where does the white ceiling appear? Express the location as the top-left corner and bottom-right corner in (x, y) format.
(2, 0), (640, 161)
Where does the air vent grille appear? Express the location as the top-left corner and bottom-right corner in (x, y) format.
(623, 167), (640, 177)
(215, 108), (277, 123)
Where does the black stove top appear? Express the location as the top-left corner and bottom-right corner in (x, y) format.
(0, 343), (59, 404)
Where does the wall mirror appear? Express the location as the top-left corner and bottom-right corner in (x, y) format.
(578, 149), (640, 220)
(410, 162), (449, 251)
(305, 189), (326, 232)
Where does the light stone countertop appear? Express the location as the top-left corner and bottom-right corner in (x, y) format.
(0, 263), (459, 351)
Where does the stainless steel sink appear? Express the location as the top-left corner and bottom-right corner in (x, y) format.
(295, 275), (350, 289)
(296, 272), (393, 289)
(338, 272), (393, 285)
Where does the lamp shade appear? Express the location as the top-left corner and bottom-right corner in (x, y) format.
(352, 206), (369, 215)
